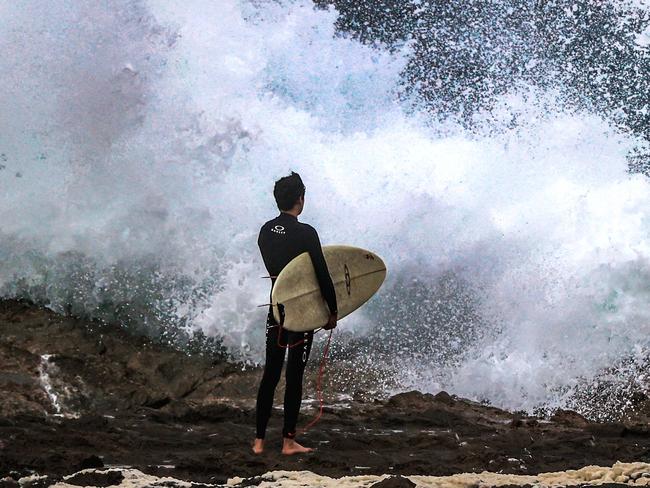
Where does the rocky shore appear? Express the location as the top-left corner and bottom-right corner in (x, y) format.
(3, 299), (650, 487)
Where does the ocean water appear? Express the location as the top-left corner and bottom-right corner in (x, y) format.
(1, 0), (650, 417)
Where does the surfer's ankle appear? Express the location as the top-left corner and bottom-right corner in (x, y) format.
(252, 438), (264, 454)
(282, 437), (313, 455)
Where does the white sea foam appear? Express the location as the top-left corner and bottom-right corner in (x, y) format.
(38, 355), (63, 415)
(49, 462), (650, 487)
(1, 0), (650, 414)
(37, 354), (80, 418)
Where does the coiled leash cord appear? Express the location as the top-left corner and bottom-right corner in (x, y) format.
(298, 328), (332, 434)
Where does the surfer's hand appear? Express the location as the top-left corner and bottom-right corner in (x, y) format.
(323, 312), (337, 330)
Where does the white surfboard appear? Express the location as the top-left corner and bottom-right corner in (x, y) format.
(271, 245), (387, 332)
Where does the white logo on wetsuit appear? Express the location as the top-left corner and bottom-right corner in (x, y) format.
(271, 225), (286, 234)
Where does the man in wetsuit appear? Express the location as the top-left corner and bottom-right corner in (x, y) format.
(253, 172), (338, 455)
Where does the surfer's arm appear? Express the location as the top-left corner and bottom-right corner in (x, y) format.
(257, 228), (274, 278)
(305, 226), (338, 315)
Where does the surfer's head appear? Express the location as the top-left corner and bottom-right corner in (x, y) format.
(274, 172), (306, 214)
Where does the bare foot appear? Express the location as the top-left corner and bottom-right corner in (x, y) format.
(252, 438), (264, 454)
(282, 438), (313, 455)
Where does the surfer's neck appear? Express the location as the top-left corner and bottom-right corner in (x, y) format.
(280, 210), (300, 219)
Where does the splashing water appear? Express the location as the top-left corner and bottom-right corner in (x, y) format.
(2, 0), (650, 417)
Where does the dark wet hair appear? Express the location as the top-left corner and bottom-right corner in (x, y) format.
(273, 172), (305, 211)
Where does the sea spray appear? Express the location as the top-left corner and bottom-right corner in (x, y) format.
(1, 0), (650, 417)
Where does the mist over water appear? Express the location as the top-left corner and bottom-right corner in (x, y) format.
(1, 0), (650, 417)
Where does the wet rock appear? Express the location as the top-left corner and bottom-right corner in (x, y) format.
(587, 422), (627, 438)
(76, 455), (104, 470)
(578, 485), (630, 488)
(173, 403), (249, 423)
(509, 417), (524, 428)
(229, 475), (275, 487)
(433, 391), (455, 405)
(0, 477), (18, 488)
(73, 416), (110, 430)
(0, 299), (234, 418)
(6, 300), (650, 485)
(143, 394), (171, 409)
(551, 409), (589, 427)
(419, 407), (462, 427)
(148, 481), (216, 488)
(621, 424), (650, 437)
(65, 469), (124, 487)
(369, 475), (416, 488)
(386, 391), (436, 410)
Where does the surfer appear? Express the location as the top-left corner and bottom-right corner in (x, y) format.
(253, 171), (338, 456)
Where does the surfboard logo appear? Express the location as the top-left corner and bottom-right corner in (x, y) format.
(344, 264), (351, 295)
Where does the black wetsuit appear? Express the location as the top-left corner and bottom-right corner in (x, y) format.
(256, 212), (337, 439)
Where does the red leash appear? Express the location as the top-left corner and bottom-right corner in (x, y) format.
(275, 325), (306, 349)
(299, 329), (333, 434)
(274, 303), (306, 349)
(273, 323), (334, 433)
(271, 301), (333, 434)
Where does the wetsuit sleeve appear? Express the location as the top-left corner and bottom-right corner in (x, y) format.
(305, 226), (338, 315)
(258, 227), (276, 318)
(257, 227), (269, 271)
(257, 227), (273, 277)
